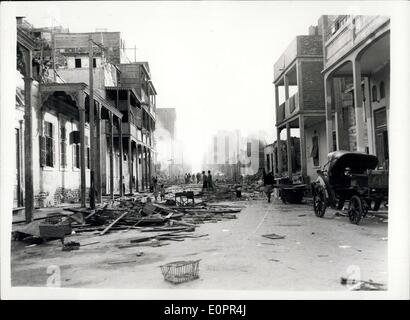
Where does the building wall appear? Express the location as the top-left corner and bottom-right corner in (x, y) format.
(55, 32), (121, 64)
(304, 120), (328, 181)
(300, 61), (325, 111)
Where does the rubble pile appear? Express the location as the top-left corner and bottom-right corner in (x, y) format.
(12, 190), (244, 248)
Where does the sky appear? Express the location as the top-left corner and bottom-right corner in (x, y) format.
(11, 1), (361, 171)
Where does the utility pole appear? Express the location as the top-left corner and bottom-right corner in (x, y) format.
(89, 35), (95, 209)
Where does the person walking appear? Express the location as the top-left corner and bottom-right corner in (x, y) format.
(207, 170), (214, 191)
(201, 171), (208, 192)
(196, 172), (201, 184)
(263, 170), (275, 203)
(160, 184), (166, 201)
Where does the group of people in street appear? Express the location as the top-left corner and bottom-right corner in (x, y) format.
(201, 170), (214, 192)
(152, 176), (166, 202)
(183, 171), (215, 192)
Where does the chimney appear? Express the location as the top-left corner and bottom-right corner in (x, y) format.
(16, 17), (25, 25)
(308, 25), (318, 35)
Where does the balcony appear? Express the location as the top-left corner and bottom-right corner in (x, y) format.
(274, 35), (323, 82)
(276, 92), (299, 124)
(324, 15), (390, 69)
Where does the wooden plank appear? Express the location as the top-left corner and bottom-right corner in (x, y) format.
(99, 211), (129, 236)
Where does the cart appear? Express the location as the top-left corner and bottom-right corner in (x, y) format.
(273, 176), (308, 204)
(311, 151), (389, 224)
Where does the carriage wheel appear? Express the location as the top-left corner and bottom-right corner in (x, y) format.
(372, 199), (382, 211)
(348, 195), (363, 224)
(313, 186), (326, 218)
(279, 190), (287, 204)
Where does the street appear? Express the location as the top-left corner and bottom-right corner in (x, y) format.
(11, 198), (388, 290)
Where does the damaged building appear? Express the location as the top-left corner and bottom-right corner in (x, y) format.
(14, 18), (157, 222)
(270, 15), (390, 185)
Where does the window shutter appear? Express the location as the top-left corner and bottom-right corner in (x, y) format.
(39, 136), (46, 167)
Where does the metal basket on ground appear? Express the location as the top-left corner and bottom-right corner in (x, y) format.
(160, 260), (200, 284)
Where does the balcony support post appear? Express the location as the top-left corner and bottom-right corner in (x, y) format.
(352, 58), (366, 152)
(324, 74), (334, 154)
(286, 123), (292, 177)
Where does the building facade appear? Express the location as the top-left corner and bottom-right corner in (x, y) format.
(273, 25), (326, 184)
(14, 19), (157, 221)
(320, 15), (390, 169)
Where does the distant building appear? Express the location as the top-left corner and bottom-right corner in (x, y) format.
(203, 130), (266, 180)
(155, 108), (177, 177)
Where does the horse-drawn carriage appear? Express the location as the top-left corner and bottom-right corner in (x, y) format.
(311, 151), (389, 224)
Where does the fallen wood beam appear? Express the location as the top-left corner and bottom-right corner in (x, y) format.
(129, 227), (193, 243)
(99, 211), (129, 236)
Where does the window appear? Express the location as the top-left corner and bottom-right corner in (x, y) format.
(75, 58), (82, 68)
(93, 58), (97, 68)
(372, 85), (378, 102)
(60, 125), (67, 168)
(40, 121), (54, 167)
(380, 81), (385, 99)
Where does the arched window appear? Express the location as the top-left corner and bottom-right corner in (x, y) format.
(372, 85), (378, 102)
(380, 81), (385, 99)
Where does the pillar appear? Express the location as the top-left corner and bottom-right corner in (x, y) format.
(128, 137), (132, 193)
(109, 112), (114, 199)
(364, 77), (374, 154)
(78, 91), (86, 207)
(141, 145), (145, 190)
(324, 74), (334, 154)
(274, 85), (279, 123)
(284, 74), (289, 100)
(95, 103), (102, 202)
(135, 144), (139, 192)
(24, 75), (34, 221)
(286, 123), (292, 177)
(276, 127), (282, 175)
(333, 78), (344, 151)
(119, 117), (124, 197)
(352, 58), (366, 152)
(299, 116), (307, 179)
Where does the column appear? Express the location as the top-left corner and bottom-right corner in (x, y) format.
(24, 75), (34, 222)
(141, 145), (145, 190)
(135, 144), (139, 192)
(128, 137), (132, 194)
(18, 120), (24, 207)
(118, 117), (124, 197)
(333, 78), (344, 151)
(89, 99), (95, 208)
(324, 74), (334, 154)
(95, 103), (102, 203)
(299, 116), (307, 179)
(276, 127), (282, 175)
(144, 147), (149, 188)
(274, 85), (279, 123)
(352, 58), (366, 152)
(148, 149), (152, 185)
(78, 91), (86, 207)
(364, 77), (374, 154)
(286, 123), (292, 177)
(284, 74), (289, 100)
(109, 112), (114, 199)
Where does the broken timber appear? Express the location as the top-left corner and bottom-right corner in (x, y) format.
(99, 211), (129, 236)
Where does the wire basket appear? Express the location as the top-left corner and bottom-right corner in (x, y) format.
(160, 260), (201, 284)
